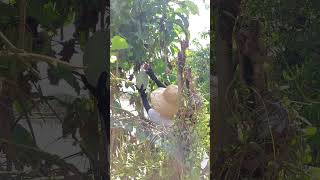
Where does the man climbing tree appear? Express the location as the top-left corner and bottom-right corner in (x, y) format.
(136, 63), (178, 128)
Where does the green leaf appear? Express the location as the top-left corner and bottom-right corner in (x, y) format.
(121, 61), (132, 71)
(136, 71), (149, 89)
(168, 74), (176, 84)
(63, 11), (75, 25)
(83, 30), (109, 86)
(174, 13), (190, 38)
(111, 35), (129, 50)
(79, 31), (87, 50)
(27, 0), (62, 28)
(153, 59), (166, 75)
(309, 166), (320, 179)
(303, 154), (312, 163)
(112, 99), (122, 114)
(13, 124), (35, 146)
(279, 85), (290, 90)
(175, 7), (189, 15)
(184, 0), (199, 15)
(13, 100), (23, 114)
(303, 126), (317, 136)
(62, 71), (81, 95)
(47, 66), (81, 95)
(282, 71), (295, 81)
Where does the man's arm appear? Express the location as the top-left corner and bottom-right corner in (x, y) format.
(136, 85), (151, 112)
(145, 66), (166, 88)
(136, 85), (173, 127)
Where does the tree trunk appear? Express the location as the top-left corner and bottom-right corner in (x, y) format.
(211, 0), (242, 178)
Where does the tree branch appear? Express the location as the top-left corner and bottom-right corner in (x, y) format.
(0, 31), (85, 69)
(0, 138), (87, 180)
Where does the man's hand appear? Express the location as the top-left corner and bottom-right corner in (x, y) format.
(136, 84), (151, 111)
(141, 62), (166, 88)
(136, 84), (147, 97)
(142, 63), (154, 76)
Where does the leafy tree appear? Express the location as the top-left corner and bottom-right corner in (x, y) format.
(0, 0), (108, 179)
(110, 0), (209, 179)
(211, 0), (320, 179)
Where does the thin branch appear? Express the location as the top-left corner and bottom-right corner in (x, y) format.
(0, 31), (85, 69)
(62, 152), (83, 160)
(31, 176), (64, 180)
(31, 81), (63, 123)
(21, 105), (37, 145)
(0, 31), (22, 52)
(0, 170), (26, 175)
(0, 138), (87, 180)
(12, 52), (85, 69)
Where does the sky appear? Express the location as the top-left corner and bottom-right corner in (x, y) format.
(188, 0), (210, 49)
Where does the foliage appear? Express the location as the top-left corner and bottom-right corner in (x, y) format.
(110, 0), (209, 179)
(187, 34), (210, 102)
(0, 0), (108, 179)
(246, 0), (320, 169)
(211, 0), (320, 179)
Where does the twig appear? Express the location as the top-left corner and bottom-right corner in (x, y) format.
(250, 87), (276, 161)
(11, 101), (39, 130)
(31, 81), (63, 123)
(0, 138), (87, 180)
(0, 31), (85, 69)
(15, 52), (85, 69)
(0, 31), (22, 52)
(62, 152), (82, 160)
(0, 170), (28, 175)
(31, 176), (64, 180)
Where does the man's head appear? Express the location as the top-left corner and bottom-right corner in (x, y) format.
(150, 85), (178, 119)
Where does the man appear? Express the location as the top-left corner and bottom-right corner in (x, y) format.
(136, 64), (178, 128)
